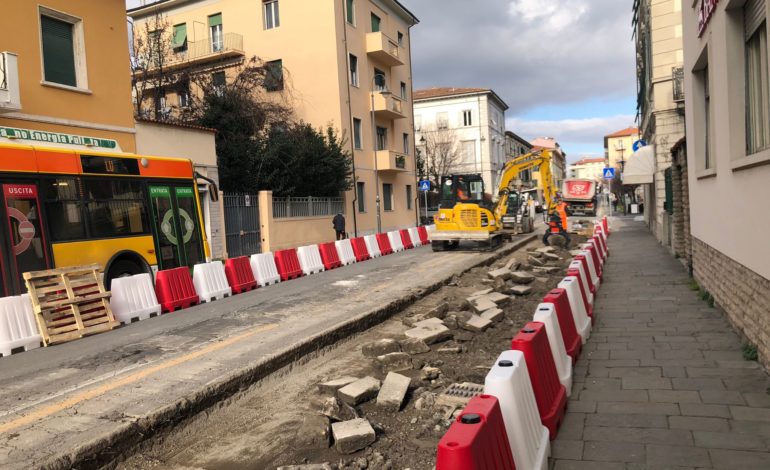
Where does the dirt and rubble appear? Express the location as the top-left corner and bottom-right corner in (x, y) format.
(118, 236), (586, 470)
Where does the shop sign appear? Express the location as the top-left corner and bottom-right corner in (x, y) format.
(0, 126), (118, 149)
(697, 0), (719, 37)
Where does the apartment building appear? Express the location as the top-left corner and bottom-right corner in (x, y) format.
(128, 0), (420, 236)
(504, 130), (534, 187)
(568, 157), (605, 181)
(604, 127), (640, 170)
(413, 87), (509, 195)
(529, 137), (567, 196)
(0, 0), (136, 152)
(682, 0), (770, 368)
(633, 0), (686, 245)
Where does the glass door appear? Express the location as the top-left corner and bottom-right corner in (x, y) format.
(148, 185), (203, 270)
(2, 183), (50, 293)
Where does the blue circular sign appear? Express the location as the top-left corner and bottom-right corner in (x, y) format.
(632, 139), (647, 152)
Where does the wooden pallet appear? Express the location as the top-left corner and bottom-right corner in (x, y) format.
(23, 264), (119, 346)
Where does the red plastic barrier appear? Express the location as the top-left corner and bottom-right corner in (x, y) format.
(400, 229), (414, 249)
(602, 215), (610, 236)
(573, 255), (597, 294)
(593, 230), (609, 257)
(274, 249), (303, 281)
(567, 267), (593, 323)
(376, 233), (393, 256)
(542, 288), (582, 364)
(583, 244), (603, 279)
(224, 256), (257, 294)
(155, 267), (199, 313)
(436, 394), (516, 470)
(351, 237), (371, 262)
(511, 322), (568, 440)
(417, 226), (429, 245)
(319, 242), (342, 270)
(591, 237), (607, 263)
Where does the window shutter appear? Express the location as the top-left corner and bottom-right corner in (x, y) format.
(41, 15), (76, 87)
(745, 0), (766, 40)
(208, 13), (222, 27)
(664, 167), (673, 214)
(172, 23), (187, 48)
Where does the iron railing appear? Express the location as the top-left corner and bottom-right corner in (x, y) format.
(170, 32), (244, 64)
(223, 192), (261, 257)
(672, 66), (685, 102)
(273, 197), (345, 219)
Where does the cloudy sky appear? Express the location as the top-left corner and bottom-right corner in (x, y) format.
(401, 0), (637, 161)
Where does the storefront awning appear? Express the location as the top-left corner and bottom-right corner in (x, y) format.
(623, 145), (654, 184)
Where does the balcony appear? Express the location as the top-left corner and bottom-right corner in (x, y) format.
(372, 94), (406, 120)
(0, 52), (21, 113)
(141, 33), (245, 75)
(366, 32), (404, 67)
(376, 150), (409, 173)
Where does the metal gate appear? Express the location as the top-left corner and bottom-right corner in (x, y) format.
(223, 192), (261, 257)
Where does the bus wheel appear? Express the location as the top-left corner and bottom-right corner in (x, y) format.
(105, 258), (148, 290)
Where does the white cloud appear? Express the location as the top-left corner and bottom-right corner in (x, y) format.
(508, 113), (636, 147)
(507, 0), (588, 31)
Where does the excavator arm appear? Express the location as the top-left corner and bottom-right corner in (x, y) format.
(493, 150), (556, 222)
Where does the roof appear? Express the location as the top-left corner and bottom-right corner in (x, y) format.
(605, 127), (639, 138)
(504, 130), (531, 146)
(413, 87), (509, 110)
(572, 157), (605, 166)
(136, 117), (217, 133)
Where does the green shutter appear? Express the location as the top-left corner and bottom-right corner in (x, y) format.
(371, 13), (380, 32)
(346, 0), (354, 23)
(664, 167), (674, 214)
(172, 23), (187, 48)
(208, 13), (222, 27)
(41, 15), (77, 87)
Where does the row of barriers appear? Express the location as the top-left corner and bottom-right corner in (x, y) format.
(436, 218), (611, 470)
(0, 225), (435, 356)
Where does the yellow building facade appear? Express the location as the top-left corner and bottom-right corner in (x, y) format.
(0, 0), (136, 152)
(128, 0), (420, 236)
(604, 127), (640, 170)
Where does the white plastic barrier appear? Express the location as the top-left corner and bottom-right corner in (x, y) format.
(592, 232), (608, 259)
(193, 261), (232, 302)
(387, 231), (405, 253)
(110, 273), (162, 324)
(408, 227), (422, 247)
(484, 350), (550, 470)
(568, 260), (594, 306)
(578, 249), (601, 288)
(426, 224), (436, 233)
(363, 235), (382, 258)
(533, 303), (573, 397)
(594, 225), (609, 254)
(582, 240), (605, 266)
(250, 252), (281, 287)
(297, 245), (325, 275)
(558, 277), (592, 343)
(0, 294), (41, 357)
(335, 239), (356, 266)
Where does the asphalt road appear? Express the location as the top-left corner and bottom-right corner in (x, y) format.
(0, 235), (534, 469)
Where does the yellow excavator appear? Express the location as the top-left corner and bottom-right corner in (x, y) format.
(429, 150), (557, 251)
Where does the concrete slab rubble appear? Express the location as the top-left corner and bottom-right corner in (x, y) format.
(331, 418), (376, 454)
(337, 377), (381, 406)
(376, 372), (410, 411)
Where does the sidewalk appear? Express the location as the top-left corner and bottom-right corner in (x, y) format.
(552, 217), (770, 469)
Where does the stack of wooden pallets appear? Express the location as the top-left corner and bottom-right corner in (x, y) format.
(23, 264), (119, 346)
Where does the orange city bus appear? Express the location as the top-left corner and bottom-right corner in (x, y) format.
(0, 142), (212, 296)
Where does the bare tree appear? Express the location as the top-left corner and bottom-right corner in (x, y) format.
(419, 125), (463, 185)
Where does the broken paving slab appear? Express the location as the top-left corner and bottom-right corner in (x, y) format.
(277, 464), (334, 470)
(375, 352), (413, 373)
(420, 366), (441, 381)
(511, 271), (536, 284)
(504, 258), (521, 270)
(470, 288), (494, 297)
(543, 252), (561, 261)
(361, 339), (401, 358)
(331, 418), (376, 454)
(320, 397), (358, 422)
(485, 292), (510, 304)
(404, 323), (452, 345)
(487, 268), (512, 280)
(527, 251), (544, 258)
(480, 308), (504, 323)
(295, 414), (331, 450)
(469, 297), (498, 313)
(414, 317), (445, 328)
(376, 372), (410, 411)
(528, 255), (545, 266)
(509, 285), (533, 296)
(337, 376), (381, 406)
(318, 376), (359, 394)
(400, 337), (430, 355)
(536, 246), (557, 254)
(460, 314), (492, 333)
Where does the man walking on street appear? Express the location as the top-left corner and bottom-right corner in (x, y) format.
(333, 212), (346, 240)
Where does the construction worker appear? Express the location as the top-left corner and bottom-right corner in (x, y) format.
(543, 209), (571, 246)
(555, 194), (569, 233)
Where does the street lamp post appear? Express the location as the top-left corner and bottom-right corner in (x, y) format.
(370, 73), (390, 234)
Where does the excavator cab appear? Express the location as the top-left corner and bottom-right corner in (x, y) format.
(439, 174), (487, 208)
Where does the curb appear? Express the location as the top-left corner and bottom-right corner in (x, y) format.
(46, 234), (538, 470)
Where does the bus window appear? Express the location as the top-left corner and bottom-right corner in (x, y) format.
(174, 186), (203, 266)
(42, 178), (86, 242)
(84, 179), (149, 238)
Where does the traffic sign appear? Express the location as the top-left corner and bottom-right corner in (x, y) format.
(632, 139), (647, 152)
(418, 179), (431, 192)
(603, 167), (616, 179)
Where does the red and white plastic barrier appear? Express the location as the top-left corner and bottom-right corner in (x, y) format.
(193, 261), (232, 302)
(575, 252), (600, 289)
(155, 267), (200, 313)
(351, 237), (371, 262)
(335, 239), (356, 266)
(110, 273), (162, 324)
(363, 235), (382, 258)
(375, 233), (393, 256)
(533, 304), (573, 396)
(274, 249), (303, 281)
(484, 350), (550, 470)
(297, 245), (326, 276)
(0, 294), (41, 357)
(408, 227), (422, 247)
(388, 231), (405, 253)
(319, 242), (342, 269)
(557, 277), (592, 343)
(566, 263), (593, 321)
(542, 288), (582, 364)
(417, 226), (430, 245)
(225, 256), (258, 294)
(250, 252), (281, 286)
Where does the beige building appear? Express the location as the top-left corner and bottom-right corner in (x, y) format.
(568, 157), (605, 181)
(128, 0), (420, 238)
(603, 127), (640, 170)
(530, 137), (567, 196)
(682, 0), (770, 368)
(505, 130), (534, 187)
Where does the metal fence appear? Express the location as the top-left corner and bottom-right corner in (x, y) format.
(223, 193), (261, 257)
(272, 197), (344, 219)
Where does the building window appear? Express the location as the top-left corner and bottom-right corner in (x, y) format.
(178, 80), (191, 108)
(349, 54), (358, 86)
(383, 183), (393, 211)
(264, 59), (283, 91)
(208, 13), (223, 52)
(403, 133), (409, 154)
(400, 81), (407, 99)
(263, 0), (280, 29)
(461, 140), (476, 162)
(346, 0), (355, 25)
(371, 13), (381, 32)
(406, 185), (412, 210)
(212, 71), (226, 92)
(702, 66), (712, 169)
(745, 20), (769, 154)
(374, 68), (386, 91)
(172, 23), (188, 52)
(353, 118), (362, 149)
(462, 109), (472, 127)
(357, 182), (365, 212)
(437, 112), (448, 129)
(398, 31), (404, 45)
(414, 115), (421, 131)
(376, 126), (387, 150)
(40, 11), (85, 88)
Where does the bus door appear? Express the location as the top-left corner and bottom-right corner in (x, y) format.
(148, 185), (204, 270)
(1, 183), (50, 294)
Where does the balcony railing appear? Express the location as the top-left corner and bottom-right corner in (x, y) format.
(373, 94), (406, 120)
(366, 32), (404, 67)
(672, 66), (684, 102)
(376, 150), (409, 172)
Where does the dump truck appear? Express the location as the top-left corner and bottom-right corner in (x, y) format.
(562, 179), (598, 216)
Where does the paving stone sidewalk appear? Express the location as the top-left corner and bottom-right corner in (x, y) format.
(551, 217), (770, 470)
